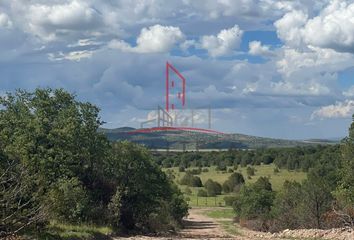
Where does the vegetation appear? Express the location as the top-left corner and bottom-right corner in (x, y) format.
(0, 89), (188, 238)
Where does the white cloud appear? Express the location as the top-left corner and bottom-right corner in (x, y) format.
(200, 25), (243, 57)
(275, 1), (354, 53)
(248, 41), (274, 57)
(26, 0), (102, 41)
(0, 12), (12, 28)
(277, 46), (354, 77)
(109, 24), (185, 53)
(48, 50), (93, 61)
(303, 1), (354, 53)
(343, 86), (354, 97)
(312, 100), (354, 119)
(274, 10), (308, 48)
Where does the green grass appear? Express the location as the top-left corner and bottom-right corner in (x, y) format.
(205, 208), (235, 219)
(201, 208), (240, 236)
(34, 221), (112, 240)
(219, 220), (241, 236)
(164, 163), (306, 207)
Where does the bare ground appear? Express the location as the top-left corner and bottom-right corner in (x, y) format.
(116, 208), (354, 240)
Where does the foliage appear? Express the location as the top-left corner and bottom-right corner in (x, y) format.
(222, 172), (245, 193)
(204, 179), (222, 196)
(334, 115), (354, 226)
(0, 88), (188, 236)
(233, 177), (275, 230)
(47, 177), (89, 223)
(246, 166), (255, 177)
(197, 189), (208, 197)
(0, 157), (45, 237)
(179, 172), (203, 187)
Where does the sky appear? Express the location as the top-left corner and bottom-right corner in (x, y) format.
(1, 0), (354, 139)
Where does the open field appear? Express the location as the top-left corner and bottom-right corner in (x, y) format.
(164, 164), (307, 207)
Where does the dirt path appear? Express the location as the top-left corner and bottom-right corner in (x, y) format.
(117, 208), (353, 240)
(177, 208), (233, 239)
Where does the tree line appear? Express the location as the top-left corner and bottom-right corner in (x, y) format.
(0, 89), (188, 238)
(153, 144), (341, 172)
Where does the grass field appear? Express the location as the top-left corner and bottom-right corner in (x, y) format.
(164, 163), (307, 207)
(33, 222), (112, 240)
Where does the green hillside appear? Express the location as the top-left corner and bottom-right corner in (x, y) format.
(99, 127), (317, 149)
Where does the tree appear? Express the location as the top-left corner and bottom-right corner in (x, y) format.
(107, 141), (188, 230)
(180, 173), (202, 187)
(204, 179), (222, 197)
(335, 115), (354, 226)
(223, 172), (245, 193)
(272, 181), (303, 230)
(0, 157), (45, 237)
(233, 177), (275, 231)
(246, 166), (255, 177)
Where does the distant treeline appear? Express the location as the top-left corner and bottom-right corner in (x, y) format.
(152, 145), (341, 172)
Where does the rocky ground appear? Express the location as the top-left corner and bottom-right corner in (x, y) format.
(119, 208), (354, 240)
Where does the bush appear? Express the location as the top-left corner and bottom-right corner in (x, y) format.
(47, 177), (89, 223)
(197, 189), (208, 197)
(202, 168), (209, 172)
(204, 179), (222, 197)
(224, 196), (238, 206)
(180, 173), (203, 187)
(178, 166), (185, 172)
(233, 177), (275, 230)
(223, 172), (245, 193)
(184, 187), (192, 195)
(246, 166), (255, 176)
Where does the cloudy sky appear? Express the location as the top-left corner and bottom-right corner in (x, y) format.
(1, 0), (354, 139)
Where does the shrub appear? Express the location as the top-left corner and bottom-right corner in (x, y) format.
(197, 189), (208, 197)
(47, 177), (89, 223)
(233, 177), (275, 230)
(246, 166), (255, 176)
(184, 187), (192, 195)
(204, 179), (222, 197)
(180, 173), (203, 187)
(224, 196), (238, 206)
(223, 172), (245, 193)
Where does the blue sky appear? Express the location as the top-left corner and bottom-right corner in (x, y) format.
(1, 0), (354, 139)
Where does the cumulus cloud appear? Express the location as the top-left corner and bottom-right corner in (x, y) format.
(274, 10), (308, 48)
(109, 24), (185, 53)
(275, 1), (354, 53)
(248, 41), (274, 57)
(0, 12), (12, 28)
(311, 100), (354, 119)
(26, 0), (102, 41)
(200, 25), (243, 57)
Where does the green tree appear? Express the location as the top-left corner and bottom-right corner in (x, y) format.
(335, 115), (354, 225)
(223, 172), (245, 193)
(233, 177), (275, 230)
(204, 179), (222, 197)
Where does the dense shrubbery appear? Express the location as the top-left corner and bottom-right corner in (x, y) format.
(179, 172), (203, 187)
(0, 89), (188, 237)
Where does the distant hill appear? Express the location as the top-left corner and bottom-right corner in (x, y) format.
(99, 127), (325, 150)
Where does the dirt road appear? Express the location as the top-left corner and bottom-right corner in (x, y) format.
(118, 208), (353, 240)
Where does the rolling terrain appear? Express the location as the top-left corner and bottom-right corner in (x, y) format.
(99, 127), (327, 149)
